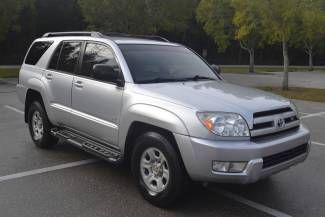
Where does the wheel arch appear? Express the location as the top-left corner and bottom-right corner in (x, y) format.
(24, 89), (45, 123)
(124, 121), (184, 162)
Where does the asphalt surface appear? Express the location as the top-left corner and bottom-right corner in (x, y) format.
(1, 78), (325, 217)
(222, 71), (325, 89)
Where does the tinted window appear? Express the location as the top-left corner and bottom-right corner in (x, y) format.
(57, 42), (82, 73)
(80, 43), (120, 83)
(25, 41), (53, 65)
(48, 43), (63, 70)
(119, 45), (219, 84)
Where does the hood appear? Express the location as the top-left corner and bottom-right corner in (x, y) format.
(131, 80), (290, 116)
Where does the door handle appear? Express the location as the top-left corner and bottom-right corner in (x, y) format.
(45, 73), (53, 80)
(74, 80), (84, 88)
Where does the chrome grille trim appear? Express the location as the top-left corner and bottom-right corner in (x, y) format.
(253, 111), (296, 124)
(251, 107), (300, 138)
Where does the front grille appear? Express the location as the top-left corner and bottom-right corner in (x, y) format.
(262, 143), (308, 169)
(251, 107), (300, 138)
(251, 126), (299, 141)
(254, 107), (293, 118)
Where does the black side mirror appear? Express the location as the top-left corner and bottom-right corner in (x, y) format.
(210, 64), (221, 75)
(93, 64), (124, 87)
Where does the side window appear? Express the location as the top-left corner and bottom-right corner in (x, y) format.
(80, 43), (120, 83)
(57, 42), (82, 73)
(25, 41), (53, 65)
(48, 42), (63, 70)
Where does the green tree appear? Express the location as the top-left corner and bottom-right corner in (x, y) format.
(231, 0), (263, 73)
(78, 0), (196, 35)
(259, 0), (302, 90)
(0, 0), (29, 40)
(297, 0), (325, 71)
(78, 0), (151, 34)
(145, 0), (197, 33)
(196, 0), (234, 52)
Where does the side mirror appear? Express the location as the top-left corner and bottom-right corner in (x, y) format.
(210, 64), (221, 75)
(93, 64), (124, 87)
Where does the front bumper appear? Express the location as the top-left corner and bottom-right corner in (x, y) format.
(174, 125), (310, 184)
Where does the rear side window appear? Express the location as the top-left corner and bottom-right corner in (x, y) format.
(57, 42), (82, 73)
(25, 41), (53, 65)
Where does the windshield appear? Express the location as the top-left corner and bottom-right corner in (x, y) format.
(119, 44), (220, 84)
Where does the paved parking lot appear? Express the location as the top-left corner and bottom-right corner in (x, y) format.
(222, 71), (325, 89)
(1, 79), (325, 217)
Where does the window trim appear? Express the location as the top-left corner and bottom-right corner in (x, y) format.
(46, 40), (84, 75)
(75, 40), (125, 87)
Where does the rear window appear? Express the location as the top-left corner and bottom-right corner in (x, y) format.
(25, 41), (53, 65)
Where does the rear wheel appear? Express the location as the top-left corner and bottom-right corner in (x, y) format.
(131, 131), (188, 208)
(28, 101), (58, 148)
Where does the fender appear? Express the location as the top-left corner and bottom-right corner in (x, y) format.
(118, 104), (189, 152)
(26, 77), (57, 124)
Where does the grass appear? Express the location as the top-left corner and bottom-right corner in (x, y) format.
(258, 87), (325, 103)
(221, 66), (325, 74)
(0, 68), (20, 78)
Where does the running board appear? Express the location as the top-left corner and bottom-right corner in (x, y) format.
(51, 128), (121, 162)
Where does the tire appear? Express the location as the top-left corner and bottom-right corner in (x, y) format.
(27, 101), (58, 148)
(131, 131), (189, 208)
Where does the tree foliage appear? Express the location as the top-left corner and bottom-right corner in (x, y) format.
(231, 0), (263, 49)
(196, 0), (234, 52)
(258, 0), (303, 89)
(145, 0), (197, 33)
(78, 0), (150, 34)
(0, 0), (34, 40)
(296, 0), (325, 70)
(231, 0), (264, 72)
(78, 0), (196, 34)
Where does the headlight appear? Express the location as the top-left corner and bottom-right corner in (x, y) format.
(197, 112), (249, 137)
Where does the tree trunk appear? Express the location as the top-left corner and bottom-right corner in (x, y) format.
(249, 49), (255, 73)
(282, 40), (289, 90)
(308, 50), (314, 71)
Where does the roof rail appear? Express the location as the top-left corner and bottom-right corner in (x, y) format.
(104, 32), (169, 42)
(43, 32), (103, 38)
(42, 31), (169, 42)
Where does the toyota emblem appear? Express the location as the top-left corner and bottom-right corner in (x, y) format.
(275, 117), (285, 128)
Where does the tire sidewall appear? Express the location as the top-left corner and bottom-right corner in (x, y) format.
(131, 132), (184, 207)
(28, 101), (55, 148)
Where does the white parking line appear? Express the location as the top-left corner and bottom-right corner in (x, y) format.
(211, 187), (292, 217)
(4, 105), (24, 115)
(300, 111), (325, 119)
(312, 141), (325, 147)
(0, 159), (98, 183)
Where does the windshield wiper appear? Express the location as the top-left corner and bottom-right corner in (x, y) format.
(182, 75), (217, 81)
(139, 75), (217, 84)
(140, 77), (184, 84)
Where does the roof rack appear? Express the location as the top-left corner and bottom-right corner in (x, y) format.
(42, 31), (169, 42)
(104, 32), (169, 42)
(43, 32), (103, 38)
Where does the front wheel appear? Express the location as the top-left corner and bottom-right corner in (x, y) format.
(27, 101), (58, 148)
(131, 132), (189, 208)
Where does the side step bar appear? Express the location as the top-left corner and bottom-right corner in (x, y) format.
(51, 128), (121, 162)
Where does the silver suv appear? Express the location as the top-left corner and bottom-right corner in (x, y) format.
(17, 32), (310, 207)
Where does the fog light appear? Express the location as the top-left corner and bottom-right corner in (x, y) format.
(212, 161), (247, 173)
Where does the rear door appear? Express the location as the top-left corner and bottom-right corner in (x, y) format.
(69, 42), (124, 146)
(43, 41), (82, 126)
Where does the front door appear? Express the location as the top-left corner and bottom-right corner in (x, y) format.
(70, 42), (124, 146)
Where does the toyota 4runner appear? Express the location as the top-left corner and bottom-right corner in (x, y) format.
(17, 32), (310, 207)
